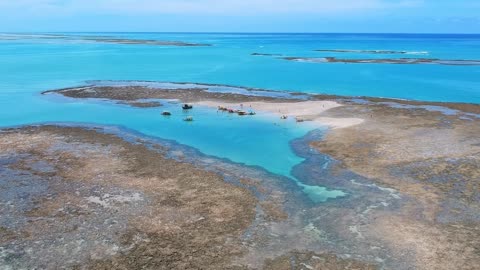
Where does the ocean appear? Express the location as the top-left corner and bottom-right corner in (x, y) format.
(1, 32), (479, 202)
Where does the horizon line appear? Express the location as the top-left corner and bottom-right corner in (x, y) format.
(2, 31), (480, 35)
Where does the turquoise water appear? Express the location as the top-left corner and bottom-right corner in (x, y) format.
(1, 33), (479, 202)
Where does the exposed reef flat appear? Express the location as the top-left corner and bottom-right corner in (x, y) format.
(42, 81), (480, 123)
(311, 100), (480, 269)
(0, 34), (210, 47)
(0, 126), (257, 269)
(40, 81), (480, 269)
(251, 52), (283, 56)
(0, 125), (394, 269)
(315, 49), (428, 55)
(283, 56), (480, 66)
(42, 83), (360, 129)
(42, 83), (307, 104)
(119, 100), (163, 108)
(82, 37), (211, 47)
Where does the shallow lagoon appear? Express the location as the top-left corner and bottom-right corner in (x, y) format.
(1, 89), (345, 202)
(1, 33), (479, 202)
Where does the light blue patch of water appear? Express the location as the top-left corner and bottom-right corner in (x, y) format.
(1, 33), (479, 103)
(1, 33), (479, 202)
(0, 91), (344, 202)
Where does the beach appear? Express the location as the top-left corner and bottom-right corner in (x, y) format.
(195, 100), (365, 129)
(44, 83), (366, 129)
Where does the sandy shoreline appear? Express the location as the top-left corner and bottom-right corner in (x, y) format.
(43, 84), (366, 129)
(196, 100), (365, 129)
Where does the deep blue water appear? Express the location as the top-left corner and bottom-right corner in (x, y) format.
(1, 33), (479, 202)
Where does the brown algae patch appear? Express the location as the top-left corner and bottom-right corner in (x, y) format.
(42, 84), (300, 105)
(372, 216), (480, 270)
(119, 100), (163, 108)
(312, 102), (480, 269)
(0, 124), (404, 269)
(43, 81), (480, 115)
(264, 251), (377, 270)
(0, 126), (257, 269)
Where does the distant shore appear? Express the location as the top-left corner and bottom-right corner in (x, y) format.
(0, 33), (211, 46)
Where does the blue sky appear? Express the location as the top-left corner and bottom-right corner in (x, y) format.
(0, 0), (479, 33)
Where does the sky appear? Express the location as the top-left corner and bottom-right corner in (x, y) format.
(0, 0), (479, 33)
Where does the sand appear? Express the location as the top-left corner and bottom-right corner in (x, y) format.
(196, 100), (365, 129)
